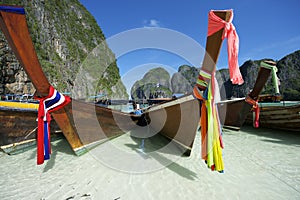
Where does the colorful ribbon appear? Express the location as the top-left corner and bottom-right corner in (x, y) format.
(208, 10), (244, 85)
(193, 73), (224, 173)
(35, 86), (71, 165)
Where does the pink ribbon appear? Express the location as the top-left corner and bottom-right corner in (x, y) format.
(208, 10), (244, 85)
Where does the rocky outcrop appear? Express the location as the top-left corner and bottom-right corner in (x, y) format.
(131, 67), (172, 99)
(276, 50), (300, 100)
(171, 65), (198, 94)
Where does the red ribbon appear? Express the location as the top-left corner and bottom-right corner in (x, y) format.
(245, 95), (260, 128)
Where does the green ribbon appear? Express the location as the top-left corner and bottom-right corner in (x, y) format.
(260, 61), (280, 94)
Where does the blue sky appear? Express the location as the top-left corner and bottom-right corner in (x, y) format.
(79, 0), (299, 93)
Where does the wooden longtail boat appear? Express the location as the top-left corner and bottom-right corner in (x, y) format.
(141, 11), (273, 153)
(0, 5), (143, 155)
(245, 101), (300, 132)
(0, 99), (142, 147)
(245, 61), (299, 132)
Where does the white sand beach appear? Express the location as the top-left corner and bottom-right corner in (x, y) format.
(0, 125), (299, 200)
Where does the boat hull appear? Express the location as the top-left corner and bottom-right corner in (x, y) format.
(0, 106), (60, 146)
(0, 99), (143, 152)
(143, 95), (200, 153)
(217, 98), (252, 130)
(142, 95), (255, 154)
(65, 99), (143, 149)
(246, 103), (300, 132)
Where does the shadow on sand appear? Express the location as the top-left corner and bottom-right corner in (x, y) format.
(125, 132), (198, 180)
(239, 125), (300, 146)
(41, 137), (75, 172)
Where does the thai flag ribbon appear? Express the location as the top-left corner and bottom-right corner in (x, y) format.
(35, 86), (71, 165)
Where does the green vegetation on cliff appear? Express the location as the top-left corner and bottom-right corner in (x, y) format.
(0, 0), (128, 99)
(131, 67), (172, 99)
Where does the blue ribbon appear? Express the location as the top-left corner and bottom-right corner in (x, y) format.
(0, 6), (25, 15)
(43, 121), (50, 160)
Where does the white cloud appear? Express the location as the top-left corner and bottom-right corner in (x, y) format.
(143, 19), (162, 28)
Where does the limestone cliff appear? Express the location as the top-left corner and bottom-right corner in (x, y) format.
(0, 0), (128, 99)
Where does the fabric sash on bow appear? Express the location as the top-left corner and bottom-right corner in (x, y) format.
(194, 71), (224, 173)
(245, 95), (260, 128)
(208, 10), (244, 85)
(35, 86), (71, 165)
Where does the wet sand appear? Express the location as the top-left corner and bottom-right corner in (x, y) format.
(0, 125), (299, 200)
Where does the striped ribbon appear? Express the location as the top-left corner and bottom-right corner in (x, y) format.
(196, 69), (212, 90)
(35, 86), (71, 165)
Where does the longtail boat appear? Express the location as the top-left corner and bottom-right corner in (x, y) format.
(244, 61), (300, 132)
(0, 5), (143, 158)
(141, 11), (273, 157)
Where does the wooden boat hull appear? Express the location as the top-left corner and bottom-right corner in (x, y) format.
(0, 99), (143, 153)
(141, 95), (255, 154)
(143, 95), (200, 153)
(245, 103), (300, 132)
(64, 99), (143, 151)
(217, 98), (252, 130)
(0, 106), (60, 146)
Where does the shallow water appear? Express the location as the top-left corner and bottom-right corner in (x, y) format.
(0, 125), (299, 200)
